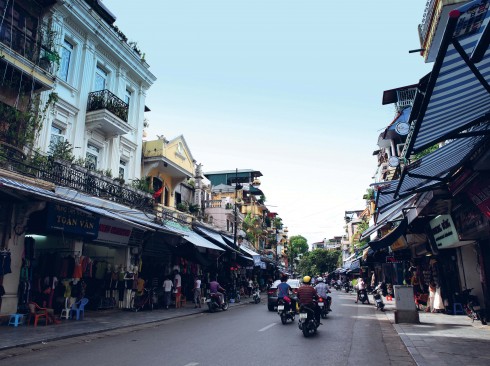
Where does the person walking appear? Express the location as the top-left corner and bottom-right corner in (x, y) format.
(162, 275), (173, 309)
(193, 275), (202, 308)
(174, 269), (182, 308)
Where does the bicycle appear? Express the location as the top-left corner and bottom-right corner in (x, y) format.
(132, 287), (155, 312)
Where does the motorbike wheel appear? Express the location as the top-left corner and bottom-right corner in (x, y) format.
(268, 304), (275, 311)
(254, 297), (260, 304)
(208, 303), (215, 313)
(321, 312), (327, 319)
(302, 327), (310, 337)
(222, 302), (229, 311)
(281, 314), (287, 325)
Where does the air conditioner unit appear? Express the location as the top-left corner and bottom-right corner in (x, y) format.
(396, 143), (405, 156)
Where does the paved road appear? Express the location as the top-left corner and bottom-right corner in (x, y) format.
(2, 290), (414, 366)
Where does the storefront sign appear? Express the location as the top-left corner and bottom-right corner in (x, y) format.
(47, 203), (99, 238)
(466, 174), (490, 218)
(429, 215), (459, 249)
(96, 218), (132, 245)
(386, 256), (402, 264)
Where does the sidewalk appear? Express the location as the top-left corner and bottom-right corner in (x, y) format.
(378, 296), (490, 366)
(0, 298), (250, 352)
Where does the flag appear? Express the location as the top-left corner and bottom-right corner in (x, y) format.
(153, 186), (163, 199)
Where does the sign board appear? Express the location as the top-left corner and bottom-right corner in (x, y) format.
(96, 218), (132, 245)
(429, 215), (460, 249)
(46, 203), (99, 238)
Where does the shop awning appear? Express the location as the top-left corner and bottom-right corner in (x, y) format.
(194, 227), (230, 247)
(164, 221), (224, 252)
(368, 218), (408, 252)
(395, 124), (490, 198)
(405, 1), (490, 155)
(374, 180), (401, 212)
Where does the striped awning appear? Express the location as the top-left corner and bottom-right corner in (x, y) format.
(406, 1), (490, 155)
(374, 180), (400, 212)
(396, 124), (490, 198)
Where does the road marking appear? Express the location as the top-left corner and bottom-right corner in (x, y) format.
(258, 323), (277, 332)
(184, 363), (199, 366)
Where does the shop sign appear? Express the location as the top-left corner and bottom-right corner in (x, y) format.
(429, 215), (459, 249)
(46, 203), (99, 238)
(386, 256), (401, 264)
(466, 174), (490, 218)
(96, 218), (132, 245)
(390, 235), (408, 251)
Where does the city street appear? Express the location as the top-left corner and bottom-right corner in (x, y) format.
(1, 291), (414, 366)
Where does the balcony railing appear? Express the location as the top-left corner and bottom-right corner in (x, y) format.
(419, 0), (437, 47)
(0, 144), (154, 211)
(87, 90), (129, 122)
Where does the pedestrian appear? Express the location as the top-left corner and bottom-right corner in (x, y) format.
(247, 277), (253, 297)
(193, 275), (202, 308)
(163, 275), (173, 309)
(174, 269), (182, 308)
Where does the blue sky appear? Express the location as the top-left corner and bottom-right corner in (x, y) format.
(102, 0), (432, 245)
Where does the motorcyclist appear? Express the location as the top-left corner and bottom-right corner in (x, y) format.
(277, 275), (296, 312)
(355, 277), (370, 304)
(209, 276), (225, 305)
(314, 276), (332, 311)
(297, 276), (320, 323)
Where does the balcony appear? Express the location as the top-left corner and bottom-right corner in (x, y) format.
(86, 90), (130, 137)
(418, 0), (468, 62)
(156, 204), (194, 225)
(0, 144), (154, 211)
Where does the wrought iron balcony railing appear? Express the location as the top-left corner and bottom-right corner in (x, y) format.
(87, 90), (129, 122)
(0, 143), (154, 211)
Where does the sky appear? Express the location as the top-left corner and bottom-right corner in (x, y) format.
(102, 0), (433, 245)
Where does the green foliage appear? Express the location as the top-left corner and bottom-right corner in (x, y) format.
(49, 140), (74, 163)
(242, 213), (264, 246)
(297, 249), (341, 276)
(289, 235), (309, 259)
(363, 187), (374, 201)
(188, 203), (200, 214)
(176, 202), (189, 212)
(131, 177), (152, 193)
(413, 144), (438, 161)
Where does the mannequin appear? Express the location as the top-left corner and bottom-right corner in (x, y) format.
(105, 263), (112, 298)
(118, 265), (125, 309)
(123, 266), (135, 308)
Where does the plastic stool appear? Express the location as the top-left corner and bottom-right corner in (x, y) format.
(8, 314), (24, 327)
(453, 303), (465, 315)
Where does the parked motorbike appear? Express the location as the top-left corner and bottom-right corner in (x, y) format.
(343, 282), (352, 293)
(459, 288), (487, 325)
(371, 283), (385, 311)
(298, 303), (320, 337)
(357, 289), (369, 304)
(277, 297), (295, 324)
(206, 292), (229, 313)
(252, 286), (261, 304)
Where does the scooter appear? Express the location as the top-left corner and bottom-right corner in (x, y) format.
(252, 286), (261, 304)
(298, 303), (321, 337)
(277, 297), (295, 324)
(371, 283), (385, 311)
(459, 288), (487, 325)
(333, 282), (341, 291)
(357, 289), (369, 304)
(206, 292), (229, 313)
(343, 282), (352, 293)
(318, 297), (330, 319)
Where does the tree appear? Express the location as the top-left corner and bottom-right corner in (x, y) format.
(290, 235), (308, 256)
(297, 249), (341, 276)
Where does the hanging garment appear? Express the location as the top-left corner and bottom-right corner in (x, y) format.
(0, 251), (12, 275)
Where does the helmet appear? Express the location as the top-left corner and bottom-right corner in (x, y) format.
(317, 277), (324, 283)
(303, 276), (311, 284)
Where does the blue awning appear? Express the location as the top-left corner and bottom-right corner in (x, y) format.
(162, 221), (224, 252)
(396, 124), (490, 198)
(368, 219), (408, 252)
(406, 1), (490, 155)
(374, 180), (401, 211)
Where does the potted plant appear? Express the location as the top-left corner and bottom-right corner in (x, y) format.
(49, 140), (74, 165)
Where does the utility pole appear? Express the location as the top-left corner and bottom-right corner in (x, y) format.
(233, 168), (238, 248)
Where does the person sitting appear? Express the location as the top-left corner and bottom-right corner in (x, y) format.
(297, 276), (320, 323)
(277, 275), (296, 312)
(209, 276), (225, 305)
(314, 276), (332, 311)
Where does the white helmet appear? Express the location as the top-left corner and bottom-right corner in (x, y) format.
(316, 277), (324, 283)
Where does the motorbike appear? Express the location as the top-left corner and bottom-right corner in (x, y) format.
(206, 292), (229, 313)
(252, 286), (261, 304)
(357, 289), (369, 304)
(371, 283), (385, 311)
(298, 303), (320, 337)
(333, 282), (341, 291)
(318, 296), (330, 319)
(343, 282), (352, 293)
(458, 288), (487, 325)
(277, 296), (295, 324)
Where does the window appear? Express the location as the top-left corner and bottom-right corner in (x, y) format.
(94, 66), (107, 91)
(59, 40), (73, 82)
(49, 125), (64, 151)
(124, 89), (131, 105)
(86, 144), (100, 170)
(119, 160), (126, 179)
